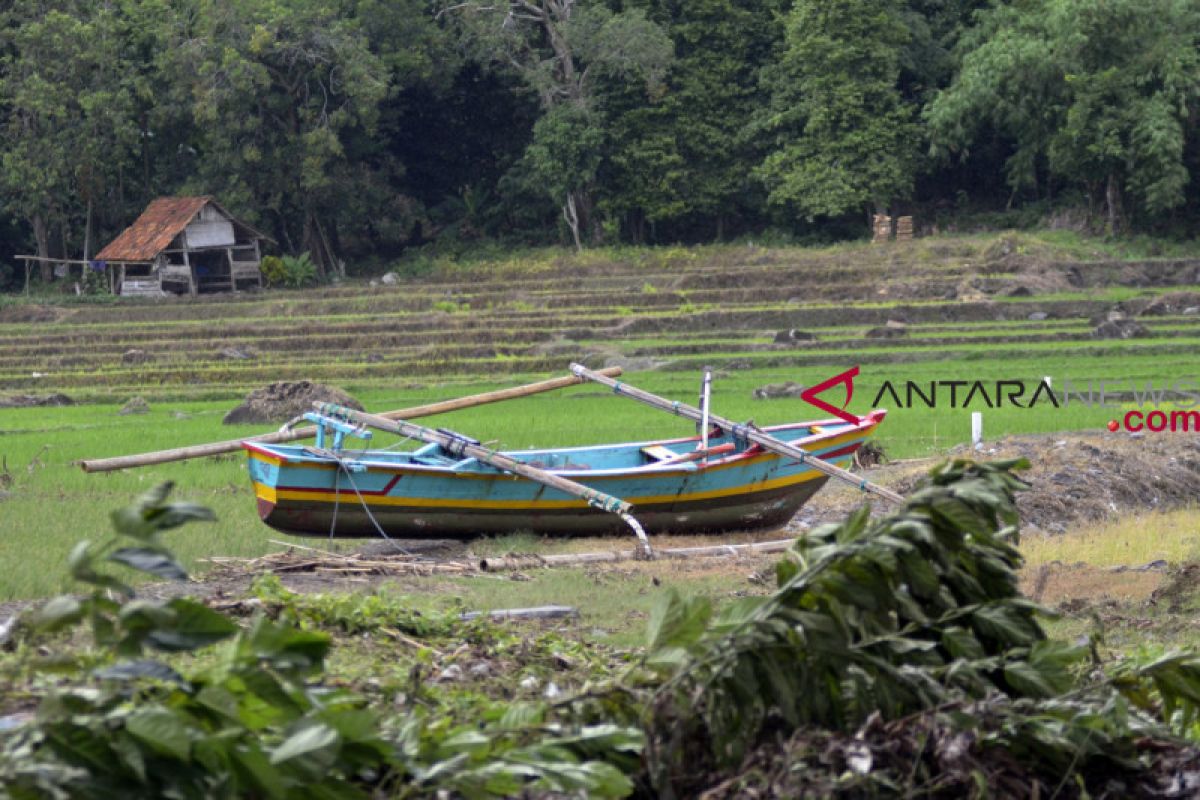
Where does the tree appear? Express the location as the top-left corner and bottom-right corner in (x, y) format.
(756, 0), (918, 223)
(926, 0), (1200, 232)
(163, 0), (392, 276)
(442, 1), (672, 249)
(0, 1), (141, 276)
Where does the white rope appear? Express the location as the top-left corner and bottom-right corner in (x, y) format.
(316, 448), (413, 556)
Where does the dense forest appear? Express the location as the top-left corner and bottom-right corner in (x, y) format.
(2, 0), (1199, 285)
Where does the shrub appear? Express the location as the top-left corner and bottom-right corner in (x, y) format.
(280, 253), (318, 288)
(259, 254), (286, 287)
(0, 484), (640, 799)
(642, 459), (1200, 796)
(260, 254), (317, 288)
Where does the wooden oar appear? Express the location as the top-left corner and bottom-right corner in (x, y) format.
(569, 363), (904, 505)
(312, 402), (652, 554)
(79, 367), (624, 473)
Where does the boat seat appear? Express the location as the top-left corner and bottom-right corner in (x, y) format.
(641, 445), (678, 463)
(644, 442), (737, 467)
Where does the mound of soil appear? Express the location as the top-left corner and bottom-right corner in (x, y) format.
(1139, 291), (1200, 316)
(693, 699), (1200, 799)
(0, 393), (73, 408)
(773, 328), (818, 344)
(119, 396), (149, 415)
(957, 433), (1200, 534)
(121, 349), (154, 364)
(223, 381), (363, 425)
(1093, 319), (1150, 339)
(794, 431), (1200, 537)
(752, 381), (806, 399)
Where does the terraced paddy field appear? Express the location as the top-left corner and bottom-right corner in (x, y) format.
(2, 232), (1200, 608)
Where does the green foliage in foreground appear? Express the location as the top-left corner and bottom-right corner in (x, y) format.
(638, 459), (1200, 794)
(0, 484), (640, 799)
(7, 464), (1200, 797)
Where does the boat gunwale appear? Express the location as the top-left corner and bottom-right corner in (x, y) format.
(243, 409), (886, 480)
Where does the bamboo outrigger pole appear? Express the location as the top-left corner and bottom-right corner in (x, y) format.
(569, 363), (905, 505)
(312, 402), (652, 554)
(79, 367), (624, 473)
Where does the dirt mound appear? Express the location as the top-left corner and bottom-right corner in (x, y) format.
(1093, 318), (1150, 339)
(752, 381), (806, 399)
(118, 396), (149, 415)
(793, 431), (1200, 537)
(957, 433), (1200, 534)
(1139, 291), (1200, 316)
(695, 699), (1200, 799)
(0, 393), (73, 408)
(223, 381), (363, 425)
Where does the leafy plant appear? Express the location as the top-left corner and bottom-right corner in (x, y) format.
(0, 483), (641, 799)
(279, 253), (318, 288)
(259, 254), (286, 287)
(431, 299), (467, 313)
(80, 267), (110, 296)
(642, 458), (1200, 795)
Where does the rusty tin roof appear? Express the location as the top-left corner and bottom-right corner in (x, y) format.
(96, 196), (267, 262)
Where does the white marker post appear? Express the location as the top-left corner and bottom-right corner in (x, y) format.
(971, 412), (983, 450)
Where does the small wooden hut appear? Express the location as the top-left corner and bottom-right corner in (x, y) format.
(96, 197), (270, 296)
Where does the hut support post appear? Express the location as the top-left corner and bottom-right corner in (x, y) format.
(253, 239), (262, 287)
(182, 248), (195, 295)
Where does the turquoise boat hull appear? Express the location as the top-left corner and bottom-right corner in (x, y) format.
(244, 410), (885, 538)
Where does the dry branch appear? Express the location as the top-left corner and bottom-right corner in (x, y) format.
(479, 539), (793, 571)
(200, 536), (796, 581)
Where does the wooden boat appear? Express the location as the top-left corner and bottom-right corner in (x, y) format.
(243, 409), (886, 538)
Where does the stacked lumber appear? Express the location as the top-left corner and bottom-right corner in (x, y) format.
(872, 214), (892, 243)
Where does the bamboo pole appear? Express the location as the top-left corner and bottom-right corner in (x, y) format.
(313, 402), (651, 554)
(79, 367), (623, 473)
(460, 605), (578, 621)
(569, 363), (905, 505)
(479, 538), (794, 572)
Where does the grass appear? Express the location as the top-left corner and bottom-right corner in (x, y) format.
(0, 357), (1186, 601)
(1020, 509), (1200, 568)
(2, 230), (1199, 604)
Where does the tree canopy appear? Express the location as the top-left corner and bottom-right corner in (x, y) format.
(1, 0), (1198, 283)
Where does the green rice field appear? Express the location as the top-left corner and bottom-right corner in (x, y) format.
(2, 232), (1199, 600)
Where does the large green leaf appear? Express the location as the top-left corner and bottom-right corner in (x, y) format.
(144, 598), (237, 652)
(125, 707), (192, 760)
(269, 721), (340, 766)
(646, 589), (712, 652)
(230, 744), (286, 800)
(109, 547), (188, 581)
(244, 616), (331, 673)
(94, 659), (186, 686)
(110, 482), (216, 541)
(26, 595), (84, 633)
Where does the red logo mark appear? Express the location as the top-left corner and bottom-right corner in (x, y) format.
(800, 366), (861, 425)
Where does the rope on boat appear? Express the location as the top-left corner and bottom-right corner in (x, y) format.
(314, 402), (655, 560)
(315, 447), (412, 556)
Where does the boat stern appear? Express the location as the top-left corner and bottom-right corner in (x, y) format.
(244, 443), (284, 522)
